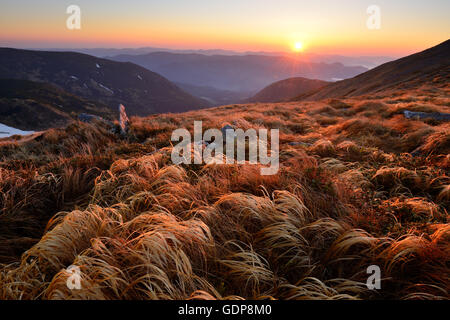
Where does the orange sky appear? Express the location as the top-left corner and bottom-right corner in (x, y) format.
(1, 1), (449, 56)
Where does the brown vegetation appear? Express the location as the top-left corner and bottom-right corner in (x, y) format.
(0, 84), (448, 300)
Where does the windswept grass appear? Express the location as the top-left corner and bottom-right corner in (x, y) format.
(0, 85), (448, 300)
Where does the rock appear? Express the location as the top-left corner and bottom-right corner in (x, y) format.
(320, 158), (347, 173)
(78, 113), (115, 135)
(78, 113), (103, 123)
(221, 124), (237, 140)
(119, 104), (130, 135)
(221, 124), (234, 134)
(78, 113), (114, 127)
(403, 110), (450, 121)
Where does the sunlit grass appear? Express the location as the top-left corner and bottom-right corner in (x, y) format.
(0, 85), (448, 300)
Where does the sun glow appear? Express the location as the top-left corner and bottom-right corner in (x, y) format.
(293, 41), (304, 52)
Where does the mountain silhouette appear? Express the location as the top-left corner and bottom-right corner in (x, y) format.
(110, 52), (368, 92)
(294, 40), (450, 101)
(248, 77), (329, 103)
(0, 79), (116, 130)
(0, 48), (209, 116)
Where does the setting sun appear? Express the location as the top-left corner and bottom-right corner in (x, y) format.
(293, 41), (304, 52)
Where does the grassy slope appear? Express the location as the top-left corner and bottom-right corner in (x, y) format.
(0, 48), (209, 116)
(0, 83), (448, 300)
(248, 77), (329, 103)
(0, 79), (115, 130)
(294, 39), (450, 101)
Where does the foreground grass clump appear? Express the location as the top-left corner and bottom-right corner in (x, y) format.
(0, 86), (448, 300)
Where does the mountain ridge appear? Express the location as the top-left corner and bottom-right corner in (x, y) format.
(0, 48), (209, 116)
(109, 52), (368, 92)
(293, 39), (450, 101)
(0, 78), (116, 131)
(248, 77), (329, 103)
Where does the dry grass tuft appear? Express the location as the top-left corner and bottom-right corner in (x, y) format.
(1, 88), (449, 300)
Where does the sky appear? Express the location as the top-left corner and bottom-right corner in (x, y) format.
(0, 0), (449, 56)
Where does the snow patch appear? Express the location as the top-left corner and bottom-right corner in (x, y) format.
(70, 76), (78, 80)
(137, 75), (143, 80)
(98, 83), (114, 94)
(96, 63), (101, 68)
(0, 123), (34, 138)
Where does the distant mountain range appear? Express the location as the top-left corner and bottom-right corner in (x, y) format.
(43, 47), (259, 57)
(42, 47), (394, 69)
(6, 48), (390, 110)
(294, 40), (450, 101)
(248, 77), (329, 103)
(175, 83), (253, 106)
(109, 52), (368, 92)
(0, 48), (209, 116)
(1, 41), (446, 133)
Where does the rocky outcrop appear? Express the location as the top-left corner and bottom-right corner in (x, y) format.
(403, 110), (450, 121)
(78, 113), (104, 123)
(119, 104), (130, 135)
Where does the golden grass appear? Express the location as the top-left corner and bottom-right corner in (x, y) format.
(0, 85), (448, 300)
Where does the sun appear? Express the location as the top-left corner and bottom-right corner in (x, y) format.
(293, 41), (304, 53)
